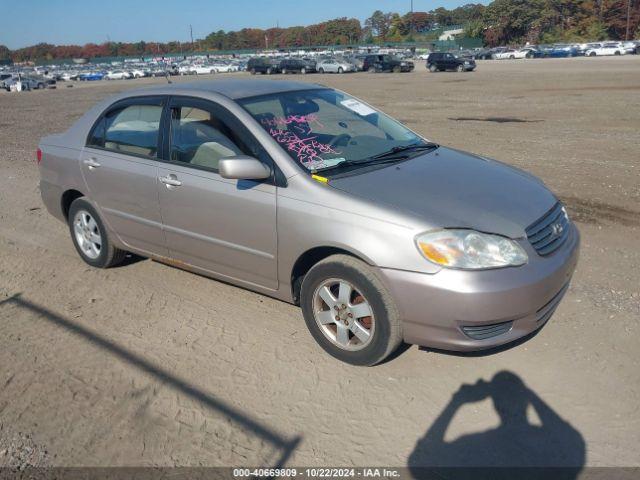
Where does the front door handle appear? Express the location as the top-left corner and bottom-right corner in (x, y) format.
(159, 175), (182, 188)
(83, 158), (101, 169)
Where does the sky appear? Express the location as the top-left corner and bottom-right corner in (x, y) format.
(1, 0), (489, 49)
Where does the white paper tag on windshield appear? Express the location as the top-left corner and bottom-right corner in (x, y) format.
(340, 99), (376, 117)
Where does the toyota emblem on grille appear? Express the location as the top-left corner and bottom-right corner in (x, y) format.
(551, 222), (564, 237)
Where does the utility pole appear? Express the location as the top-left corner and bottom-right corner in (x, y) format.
(410, 0), (414, 37)
(189, 24), (194, 52)
(625, 0), (632, 41)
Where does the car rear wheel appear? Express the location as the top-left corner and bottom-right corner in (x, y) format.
(68, 198), (126, 268)
(266, 67), (272, 75)
(428, 64), (438, 72)
(319, 68), (325, 74)
(589, 52), (596, 56)
(457, 64), (464, 72)
(338, 67), (344, 74)
(300, 254), (403, 366)
(301, 67), (307, 74)
(282, 68), (287, 74)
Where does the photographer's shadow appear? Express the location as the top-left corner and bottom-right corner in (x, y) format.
(408, 371), (585, 476)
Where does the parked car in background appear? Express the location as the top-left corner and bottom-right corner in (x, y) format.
(129, 69), (148, 79)
(621, 41), (638, 54)
(347, 55), (366, 71)
(190, 64), (219, 75)
(210, 62), (234, 73)
(493, 49), (518, 60)
(105, 70), (131, 80)
(280, 58), (316, 74)
(4, 76), (45, 91)
(578, 42), (602, 55)
(585, 42), (625, 56)
(37, 79), (579, 366)
(541, 45), (579, 57)
(0, 73), (13, 89)
(178, 64), (195, 75)
(317, 58), (355, 74)
(474, 48), (498, 60)
(363, 54), (414, 73)
(427, 52), (476, 72)
(247, 57), (281, 75)
(79, 71), (105, 81)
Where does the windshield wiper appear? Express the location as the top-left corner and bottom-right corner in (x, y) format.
(312, 142), (439, 174)
(370, 142), (439, 160)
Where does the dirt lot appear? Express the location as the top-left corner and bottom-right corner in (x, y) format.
(0, 56), (639, 470)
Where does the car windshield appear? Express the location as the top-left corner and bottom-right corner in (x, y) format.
(238, 88), (426, 172)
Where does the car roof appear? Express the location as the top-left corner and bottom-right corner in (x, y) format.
(123, 79), (327, 101)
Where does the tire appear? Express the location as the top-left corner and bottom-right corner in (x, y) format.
(37, 83), (45, 89)
(428, 64), (438, 73)
(68, 198), (126, 268)
(250, 68), (256, 75)
(589, 52), (596, 57)
(457, 64), (464, 72)
(282, 68), (287, 74)
(266, 67), (272, 75)
(614, 51), (620, 55)
(367, 66), (376, 73)
(509, 55), (515, 59)
(393, 66), (401, 73)
(301, 67), (307, 75)
(338, 67), (344, 74)
(319, 68), (325, 74)
(300, 254), (403, 366)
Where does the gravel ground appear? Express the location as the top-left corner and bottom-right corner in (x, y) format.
(0, 56), (639, 469)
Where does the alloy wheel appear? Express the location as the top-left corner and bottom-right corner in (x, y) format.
(312, 278), (375, 351)
(73, 210), (102, 259)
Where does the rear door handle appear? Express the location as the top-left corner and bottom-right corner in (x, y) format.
(159, 175), (182, 187)
(83, 158), (101, 169)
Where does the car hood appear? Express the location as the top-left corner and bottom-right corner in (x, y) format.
(328, 147), (557, 238)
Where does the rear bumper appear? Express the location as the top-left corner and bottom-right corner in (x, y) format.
(379, 223), (580, 351)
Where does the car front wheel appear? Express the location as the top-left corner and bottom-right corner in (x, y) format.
(429, 64), (438, 72)
(300, 255), (403, 366)
(68, 198), (126, 268)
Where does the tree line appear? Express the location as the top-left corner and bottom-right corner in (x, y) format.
(2, 0), (638, 62)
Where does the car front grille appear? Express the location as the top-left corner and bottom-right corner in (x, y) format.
(526, 202), (570, 256)
(461, 321), (513, 340)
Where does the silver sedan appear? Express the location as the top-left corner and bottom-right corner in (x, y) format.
(38, 79), (579, 365)
(317, 59), (355, 74)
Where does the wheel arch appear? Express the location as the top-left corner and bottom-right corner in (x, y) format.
(290, 246), (372, 305)
(61, 188), (86, 220)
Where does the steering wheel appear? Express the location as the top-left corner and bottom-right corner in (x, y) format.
(329, 133), (352, 148)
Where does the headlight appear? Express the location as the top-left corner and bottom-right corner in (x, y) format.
(415, 230), (528, 270)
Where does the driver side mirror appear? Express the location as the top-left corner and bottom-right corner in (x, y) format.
(218, 155), (271, 180)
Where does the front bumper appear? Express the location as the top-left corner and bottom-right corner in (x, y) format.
(379, 223), (580, 351)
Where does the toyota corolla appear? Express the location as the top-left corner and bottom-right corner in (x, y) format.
(38, 79), (579, 365)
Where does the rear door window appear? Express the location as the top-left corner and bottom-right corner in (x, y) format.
(88, 98), (164, 158)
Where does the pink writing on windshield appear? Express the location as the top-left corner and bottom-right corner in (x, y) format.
(269, 129), (340, 168)
(260, 114), (325, 129)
